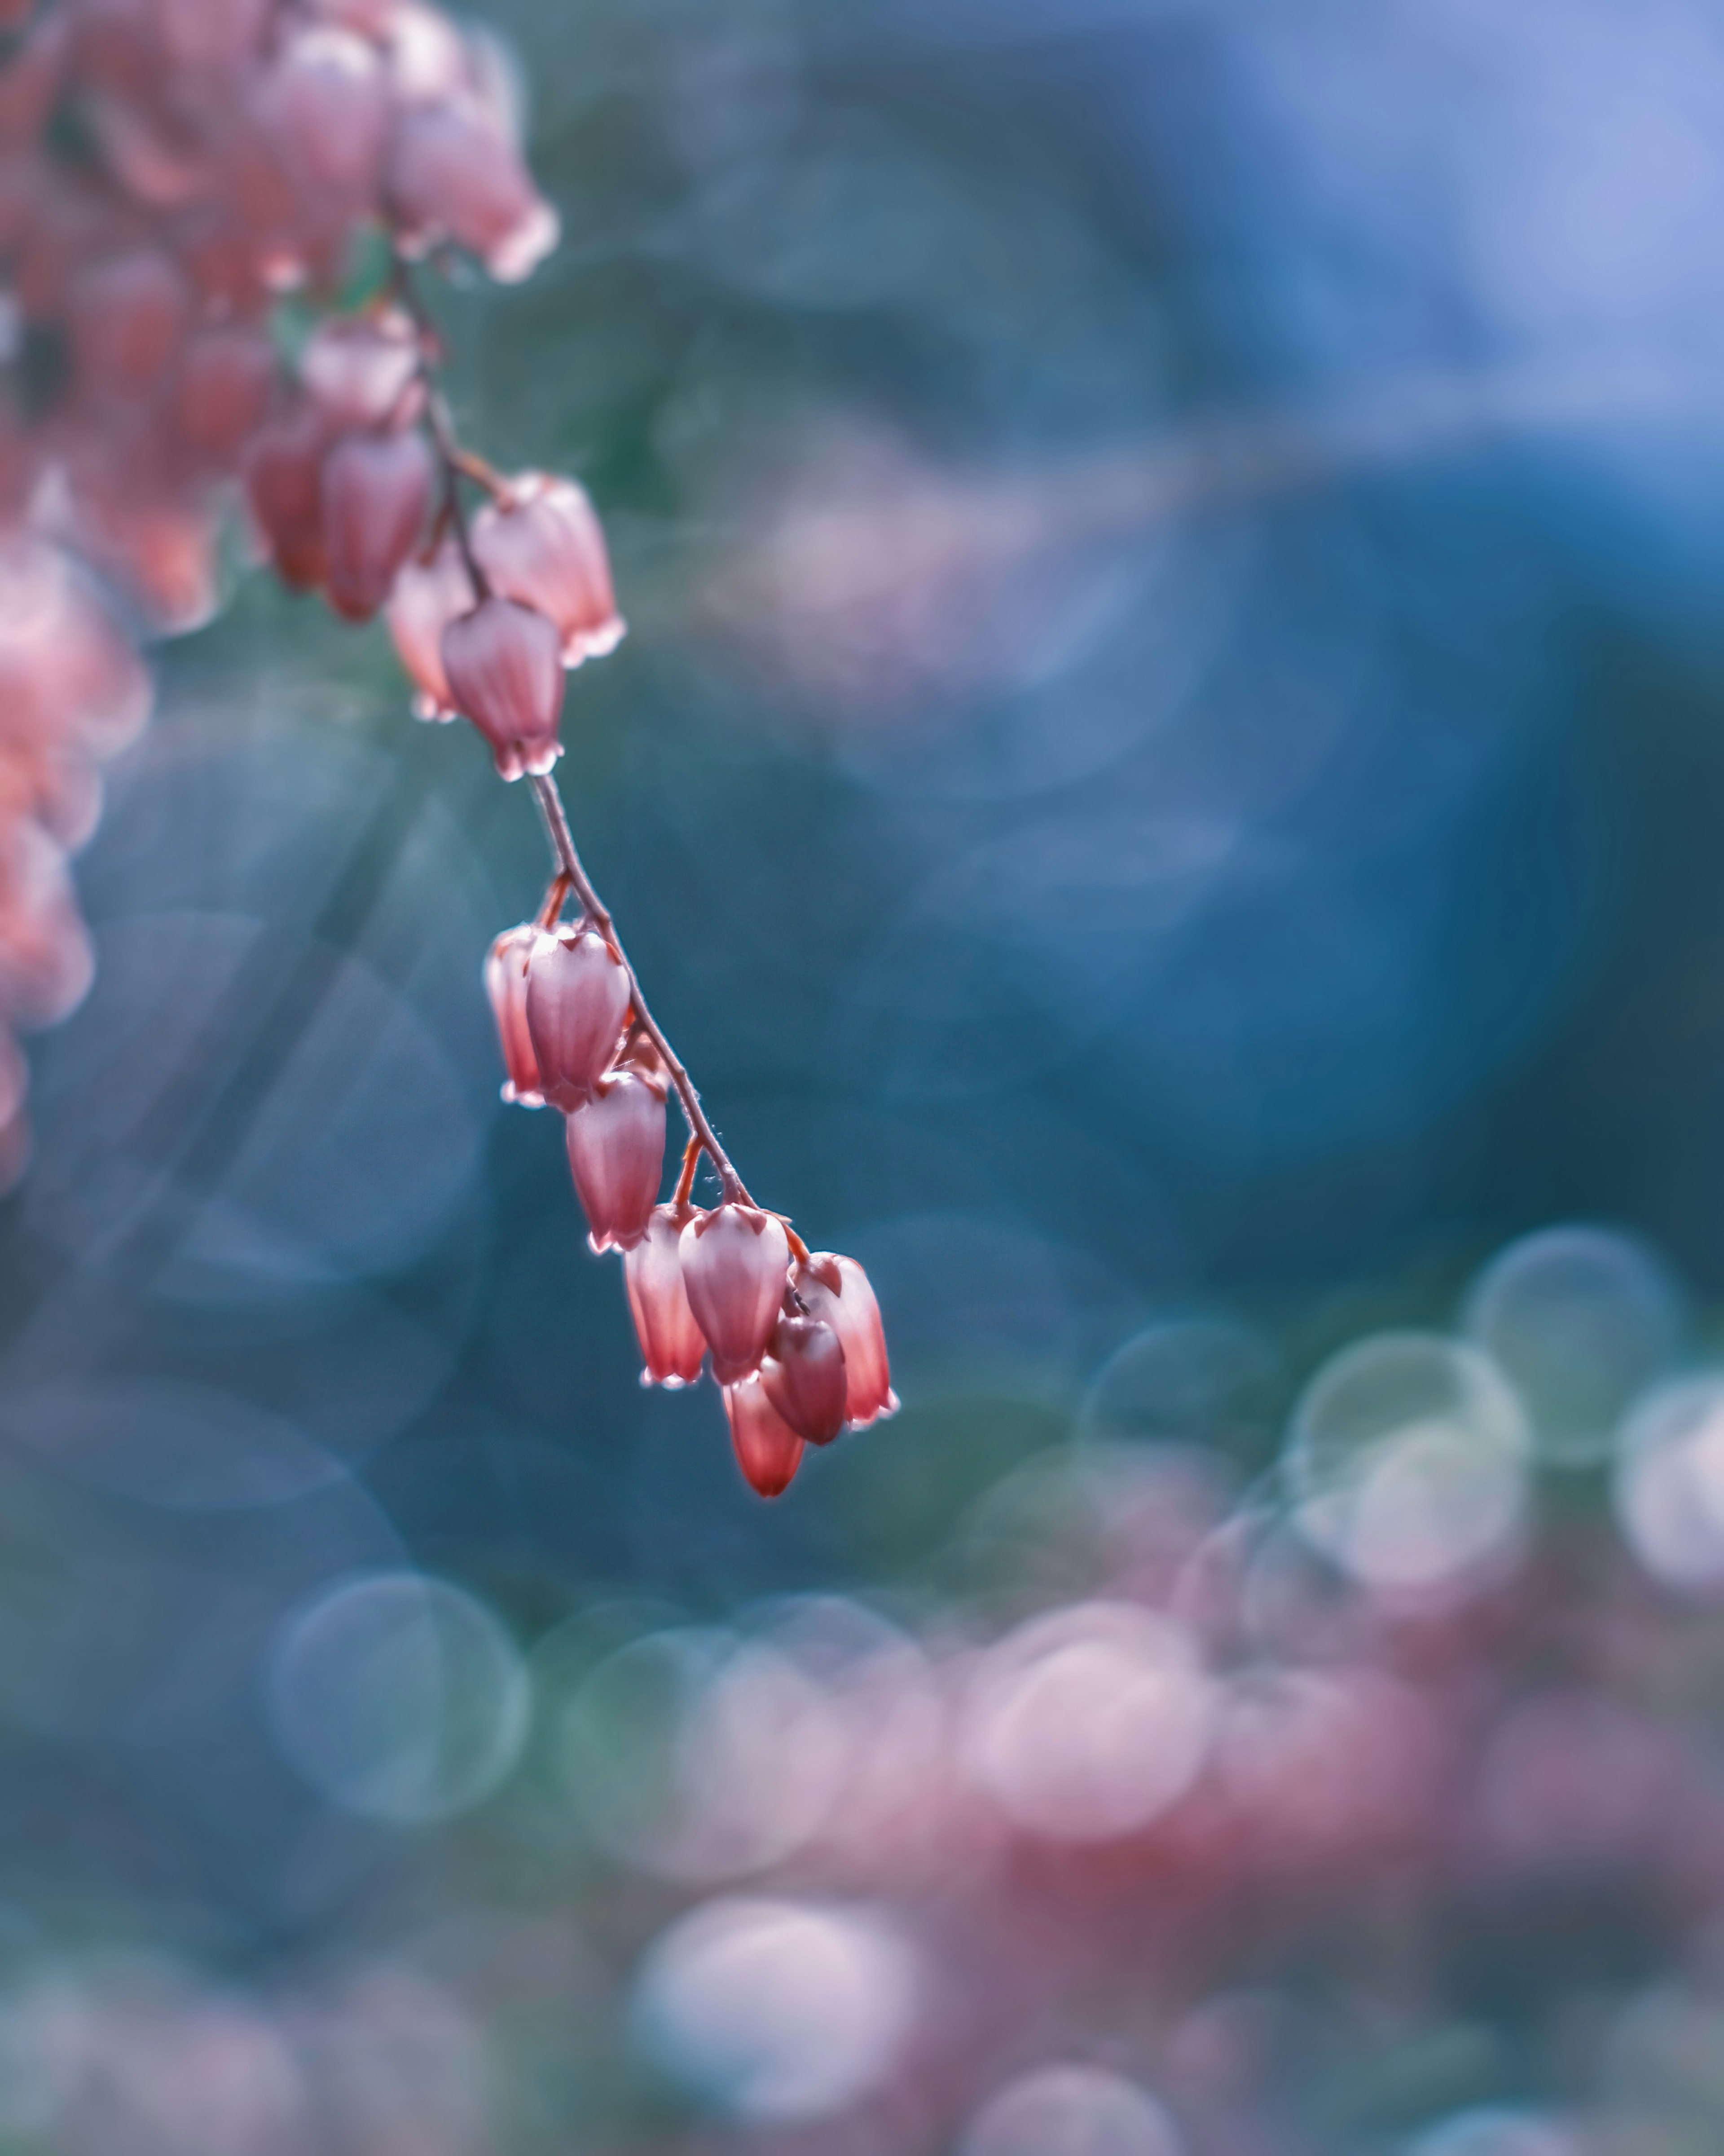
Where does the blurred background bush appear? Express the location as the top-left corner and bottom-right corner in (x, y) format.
(11, 0), (1724, 2149)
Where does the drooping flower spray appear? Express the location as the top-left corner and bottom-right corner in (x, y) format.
(0, 0), (890, 1495)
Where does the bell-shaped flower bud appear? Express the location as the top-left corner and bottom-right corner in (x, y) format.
(386, 535), (475, 719)
(68, 248), (191, 404)
(565, 1066), (667, 1252)
(523, 923), (630, 1111)
(680, 1204), (791, 1379)
(260, 26), (390, 210)
(299, 308), (423, 432)
(321, 428), (434, 621)
(440, 595), (563, 780)
(625, 1203), (707, 1388)
(387, 93), (560, 283)
(174, 326), (277, 461)
(723, 1376), (805, 1500)
(157, 0), (270, 70)
(242, 400), (330, 590)
(795, 1253), (897, 1428)
(482, 921), (544, 1106)
(471, 473), (625, 667)
(761, 1312), (848, 1446)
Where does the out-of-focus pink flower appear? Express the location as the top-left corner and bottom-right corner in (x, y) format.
(796, 1253), (897, 1427)
(173, 326), (277, 460)
(299, 309), (424, 432)
(260, 26), (390, 210)
(156, 0), (270, 71)
(321, 428), (434, 621)
(522, 922), (630, 1110)
(680, 1204), (791, 1380)
(723, 1374), (805, 1498)
(565, 1066), (668, 1252)
(243, 401), (331, 589)
(482, 921), (544, 1106)
(386, 534), (474, 719)
(67, 247), (191, 403)
(387, 92), (560, 283)
(471, 472), (625, 667)
(625, 1203), (708, 1387)
(761, 1311), (848, 1446)
(440, 594), (564, 779)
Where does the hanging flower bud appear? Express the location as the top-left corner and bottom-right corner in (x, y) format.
(259, 26), (390, 211)
(387, 93), (560, 283)
(795, 1253), (897, 1428)
(625, 1203), (707, 1388)
(68, 248), (191, 404)
(523, 923), (630, 1111)
(440, 595), (563, 780)
(174, 326), (277, 461)
(242, 401), (331, 590)
(299, 308), (423, 432)
(564, 1065), (667, 1252)
(482, 921), (544, 1106)
(386, 535), (475, 719)
(471, 472), (625, 667)
(680, 1204), (791, 1380)
(724, 1376), (805, 1499)
(321, 428), (434, 621)
(761, 1311), (848, 1446)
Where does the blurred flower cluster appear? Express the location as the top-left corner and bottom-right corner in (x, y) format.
(4, 1224), (1724, 2154)
(0, 0), (561, 1181)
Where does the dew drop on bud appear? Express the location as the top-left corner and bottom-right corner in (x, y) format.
(565, 1068), (667, 1253)
(724, 1376), (805, 1500)
(625, 1204), (708, 1388)
(471, 473), (625, 668)
(796, 1254), (896, 1429)
(761, 1312), (849, 1446)
(321, 428), (434, 621)
(483, 922), (545, 1107)
(523, 925), (630, 1111)
(680, 1205), (792, 1378)
(441, 596), (564, 780)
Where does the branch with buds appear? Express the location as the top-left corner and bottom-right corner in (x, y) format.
(0, 0), (893, 1499)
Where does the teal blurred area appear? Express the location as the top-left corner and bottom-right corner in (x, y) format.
(15, 1), (1724, 2150)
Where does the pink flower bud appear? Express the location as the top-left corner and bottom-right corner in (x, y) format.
(482, 921), (544, 1106)
(761, 1312), (848, 1446)
(625, 1203), (707, 1388)
(174, 326), (277, 461)
(386, 535), (474, 719)
(242, 401), (330, 589)
(299, 309), (423, 432)
(387, 93), (560, 283)
(261, 27), (389, 209)
(523, 924), (630, 1110)
(321, 428), (433, 621)
(565, 1068), (667, 1252)
(795, 1254), (897, 1428)
(471, 473), (625, 667)
(680, 1204), (791, 1379)
(68, 248), (191, 403)
(723, 1376), (805, 1499)
(157, 0), (269, 70)
(440, 596), (564, 780)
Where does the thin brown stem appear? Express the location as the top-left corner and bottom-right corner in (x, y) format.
(424, 389), (490, 599)
(529, 771), (752, 1206)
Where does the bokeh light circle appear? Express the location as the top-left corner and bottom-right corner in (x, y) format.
(1613, 1376), (1724, 1592)
(1288, 1333), (1531, 1593)
(960, 2064), (1185, 2156)
(633, 1897), (918, 2121)
(269, 1571), (529, 1823)
(1465, 1226), (1684, 1467)
(963, 1602), (1213, 1840)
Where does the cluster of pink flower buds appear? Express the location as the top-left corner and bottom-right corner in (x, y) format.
(485, 908), (897, 1498)
(0, 0), (616, 1177)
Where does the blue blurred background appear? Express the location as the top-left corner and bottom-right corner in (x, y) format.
(12, 1), (1724, 2150)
